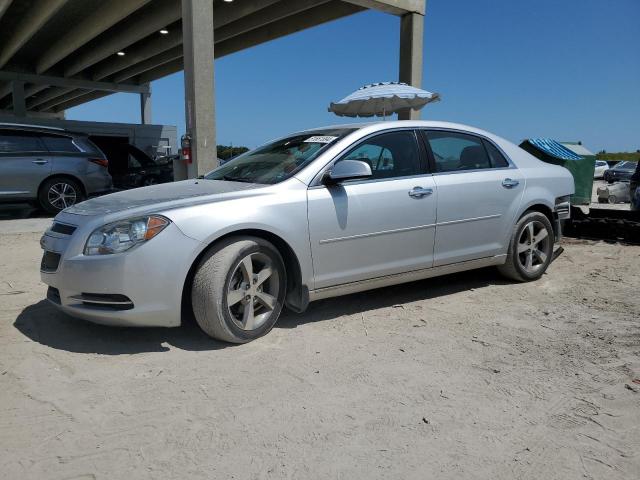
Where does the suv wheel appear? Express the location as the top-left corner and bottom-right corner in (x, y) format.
(498, 211), (554, 282)
(191, 237), (287, 343)
(38, 177), (85, 214)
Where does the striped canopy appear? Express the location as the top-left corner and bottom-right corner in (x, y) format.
(329, 82), (440, 118)
(525, 138), (584, 161)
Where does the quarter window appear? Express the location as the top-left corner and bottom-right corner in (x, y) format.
(425, 131), (492, 172)
(483, 140), (510, 168)
(337, 130), (421, 180)
(41, 135), (81, 153)
(0, 131), (46, 153)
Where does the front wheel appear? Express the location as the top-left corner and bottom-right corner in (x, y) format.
(191, 237), (287, 343)
(498, 211), (554, 282)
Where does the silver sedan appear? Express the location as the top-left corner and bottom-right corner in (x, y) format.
(40, 121), (574, 343)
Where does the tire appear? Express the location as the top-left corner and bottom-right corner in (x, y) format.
(497, 211), (554, 282)
(38, 177), (85, 214)
(141, 176), (158, 187)
(191, 237), (287, 343)
(608, 195), (617, 204)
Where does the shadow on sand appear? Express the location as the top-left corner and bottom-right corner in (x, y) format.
(14, 267), (509, 355)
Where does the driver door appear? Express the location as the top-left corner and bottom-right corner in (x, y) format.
(307, 130), (437, 289)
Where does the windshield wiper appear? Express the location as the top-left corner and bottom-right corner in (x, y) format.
(222, 175), (254, 183)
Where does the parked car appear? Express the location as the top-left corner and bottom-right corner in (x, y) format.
(0, 124), (112, 213)
(603, 161), (637, 183)
(630, 161), (640, 210)
(593, 160), (609, 179)
(40, 121), (574, 343)
(596, 182), (630, 204)
(108, 144), (174, 189)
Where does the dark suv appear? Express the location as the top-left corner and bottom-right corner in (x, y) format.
(0, 124), (112, 213)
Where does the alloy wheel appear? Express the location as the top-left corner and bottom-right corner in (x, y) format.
(517, 220), (550, 275)
(226, 252), (280, 331)
(48, 182), (77, 210)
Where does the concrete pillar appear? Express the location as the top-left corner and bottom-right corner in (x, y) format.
(398, 12), (424, 120)
(180, 0), (217, 180)
(140, 83), (152, 124)
(12, 80), (26, 117)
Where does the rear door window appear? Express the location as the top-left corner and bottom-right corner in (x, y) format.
(424, 131), (491, 172)
(0, 131), (47, 153)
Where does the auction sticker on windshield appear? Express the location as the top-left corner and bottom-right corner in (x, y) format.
(304, 136), (337, 143)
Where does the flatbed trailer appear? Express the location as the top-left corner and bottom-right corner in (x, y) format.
(565, 206), (640, 244)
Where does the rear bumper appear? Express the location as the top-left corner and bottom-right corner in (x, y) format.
(40, 222), (202, 328)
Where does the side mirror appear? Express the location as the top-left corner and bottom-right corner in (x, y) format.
(324, 159), (372, 184)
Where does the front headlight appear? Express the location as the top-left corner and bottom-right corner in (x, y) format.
(84, 215), (170, 255)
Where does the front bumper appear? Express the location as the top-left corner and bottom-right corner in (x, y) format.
(40, 219), (202, 328)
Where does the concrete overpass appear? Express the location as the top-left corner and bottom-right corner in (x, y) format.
(0, 0), (426, 179)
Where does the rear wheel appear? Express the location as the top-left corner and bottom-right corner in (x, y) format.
(191, 237), (286, 343)
(608, 195), (617, 204)
(498, 211), (554, 282)
(38, 177), (84, 214)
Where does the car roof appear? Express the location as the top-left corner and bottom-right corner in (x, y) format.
(0, 122), (85, 137)
(298, 120), (504, 138)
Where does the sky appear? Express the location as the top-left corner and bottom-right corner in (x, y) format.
(68, 0), (640, 152)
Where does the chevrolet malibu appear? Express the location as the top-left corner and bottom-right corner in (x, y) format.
(40, 121), (574, 343)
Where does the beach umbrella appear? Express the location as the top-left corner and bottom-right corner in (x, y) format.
(328, 82), (440, 119)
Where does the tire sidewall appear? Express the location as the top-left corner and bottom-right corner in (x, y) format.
(510, 212), (554, 281)
(219, 240), (287, 342)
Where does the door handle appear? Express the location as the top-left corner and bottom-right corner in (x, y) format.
(502, 178), (519, 189)
(32, 159), (48, 165)
(408, 187), (433, 198)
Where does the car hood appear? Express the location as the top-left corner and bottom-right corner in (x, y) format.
(64, 179), (265, 216)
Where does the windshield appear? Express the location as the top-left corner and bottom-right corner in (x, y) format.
(615, 161), (634, 169)
(205, 128), (354, 184)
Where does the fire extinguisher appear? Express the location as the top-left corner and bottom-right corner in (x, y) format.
(180, 133), (192, 165)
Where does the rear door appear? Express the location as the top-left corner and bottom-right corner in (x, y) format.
(421, 129), (524, 266)
(307, 129), (437, 289)
(0, 129), (51, 199)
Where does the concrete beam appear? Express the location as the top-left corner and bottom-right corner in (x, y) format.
(181, 0), (217, 179)
(50, 91), (111, 113)
(0, 81), (11, 101)
(92, 28), (183, 81)
(214, 1), (365, 58)
(112, 46), (183, 83)
(137, 0), (365, 83)
(397, 11), (424, 120)
(36, 0), (152, 74)
(342, 0), (425, 15)
(26, 86), (75, 110)
(64, 0), (181, 77)
(215, 0), (332, 44)
(0, 108), (65, 120)
(37, 89), (90, 112)
(0, 71), (149, 94)
(0, 0), (68, 69)
(12, 80), (25, 116)
(0, 0), (13, 22)
(140, 83), (152, 124)
(91, 1), (282, 82)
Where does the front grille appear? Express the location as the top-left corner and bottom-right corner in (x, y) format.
(70, 293), (134, 311)
(41, 251), (61, 272)
(47, 286), (61, 304)
(51, 222), (77, 235)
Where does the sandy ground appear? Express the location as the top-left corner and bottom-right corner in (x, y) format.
(0, 218), (639, 480)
